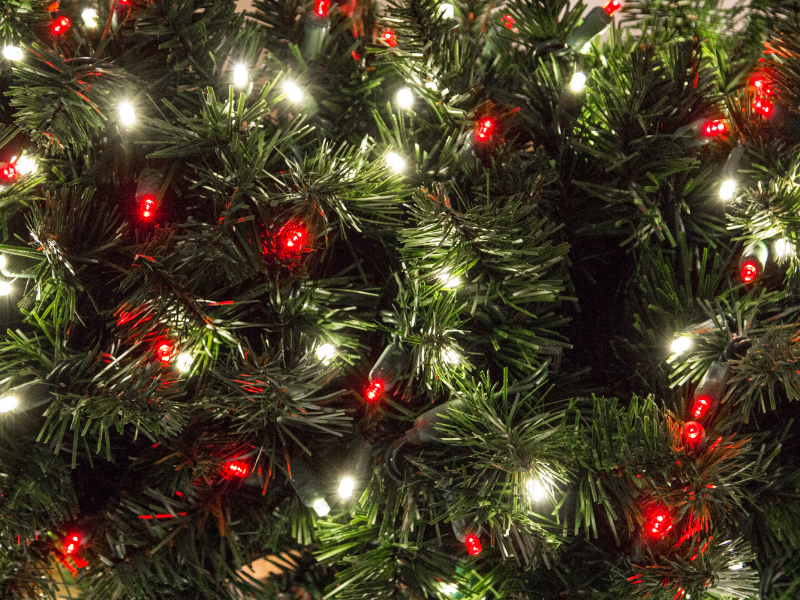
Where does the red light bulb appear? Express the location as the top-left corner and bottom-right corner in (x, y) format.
(63, 534), (80, 555)
(141, 195), (156, 218)
(502, 14), (515, 29)
(382, 29), (398, 47)
(465, 533), (482, 555)
(476, 118), (495, 141)
(604, 0), (622, 15)
(684, 421), (704, 444)
(156, 343), (172, 363)
(277, 222), (308, 258)
(1, 160), (19, 183)
(51, 16), (71, 35)
(314, 0), (329, 17)
(753, 97), (773, 117)
(740, 260), (759, 283)
(691, 395), (711, 419)
(750, 75), (773, 96)
(224, 460), (249, 478)
(364, 379), (384, 402)
(701, 120), (726, 137)
(646, 506), (673, 539)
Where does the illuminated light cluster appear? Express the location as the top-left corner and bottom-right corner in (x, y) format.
(338, 475), (355, 499)
(438, 3), (455, 19)
(646, 506), (673, 539)
(684, 421), (704, 444)
(312, 497), (331, 517)
(284, 81), (303, 103)
(570, 71), (587, 92)
(175, 352), (193, 373)
(465, 533), (482, 556)
(671, 335), (692, 355)
(604, 0), (622, 15)
(753, 96), (773, 117)
(364, 379), (384, 402)
(3, 45), (23, 61)
(233, 64), (248, 88)
(442, 346), (460, 365)
(51, 16), (71, 35)
(382, 29), (397, 47)
(740, 260), (759, 284)
(63, 534), (80, 555)
(691, 395), (711, 419)
(1, 160), (19, 183)
(82, 8), (98, 27)
(315, 343), (336, 363)
(525, 475), (551, 502)
(396, 87), (413, 109)
(774, 238), (794, 258)
(751, 74), (774, 117)
(386, 152), (405, 172)
(0, 395), (18, 413)
(224, 460), (250, 478)
(476, 117), (495, 141)
(701, 120), (726, 137)
(502, 14), (514, 29)
(277, 222), (308, 258)
(140, 195), (156, 218)
(119, 101), (136, 126)
(314, 0), (330, 17)
(155, 342), (173, 363)
(719, 178), (736, 201)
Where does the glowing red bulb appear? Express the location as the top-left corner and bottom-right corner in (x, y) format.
(382, 30), (397, 47)
(684, 421), (704, 444)
(156, 343), (172, 363)
(278, 223), (308, 258)
(63, 534), (80, 555)
(691, 395), (711, 419)
(224, 460), (250, 478)
(465, 534), (482, 555)
(364, 379), (384, 402)
(1, 160), (19, 183)
(740, 260), (759, 283)
(753, 97), (773, 117)
(502, 14), (515, 29)
(646, 507), (673, 539)
(314, 0), (329, 17)
(51, 16), (71, 35)
(476, 118), (495, 141)
(701, 120), (726, 137)
(141, 195), (156, 218)
(604, 0), (622, 15)
(750, 76), (773, 96)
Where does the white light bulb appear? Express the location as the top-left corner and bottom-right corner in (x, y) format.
(525, 474), (552, 502)
(396, 87), (413, 109)
(82, 8), (98, 28)
(0, 281), (11, 296)
(315, 343), (336, 363)
(119, 101), (136, 126)
(442, 346), (460, 365)
(670, 336), (692, 355)
(719, 179), (736, 200)
(338, 476), (355, 499)
(3, 45), (23, 61)
(233, 64), (248, 88)
(437, 270), (460, 289)
(569, 72), (587, 92)
(312, 497), (330, 517)
(15, 155), (36, 175)
(774, 238), (794, 259)
(0, 396), (18, 413)
(729, 562), (744, 571)
(284, 81), (303, 103)
(439, 583), (458, 597)
(438, 3), (455, 18)
(386, 152), (405, 173)
(176, 353), (193, 373)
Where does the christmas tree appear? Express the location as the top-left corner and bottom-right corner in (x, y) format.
(1, 0), (800, 597)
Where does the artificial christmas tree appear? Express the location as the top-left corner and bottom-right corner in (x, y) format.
(1, 0), (800, 598)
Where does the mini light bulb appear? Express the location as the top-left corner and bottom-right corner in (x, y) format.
(437, 270), (461, 289)
(438, 3), (455, 18)
(0, 281), (11, 296)
(312, 497), (330, 517)
(670, 336), (692, 355)
(3, 46), (23, 61)
(82, 8), (98, 27)
(315, 343), (336, 363)
(119, 101), (136, 126)
(569, 72), (587, 92)
(233, 64), (248, 88)
(284, 81), (303, 103)
(386, 152), (405, 173)
(396, 87), (413, 109)
(176, 353), (193, 373)
(729, 562), (744, 571)
(719, 179), (736, 200)
(442, 346), (460, 365)
(15, 155), (36, 175)
(774, 238), (794, 259)
(439, 583), (458, 597)
(525, 474), (552, 502)
(338, 476), (355, 499)
(0, 396), (18, 412)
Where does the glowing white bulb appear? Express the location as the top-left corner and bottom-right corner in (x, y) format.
(774, 238), (794, 259)
(719, 179), (736, 200)
(729, 562), (744, 571)
(438, 3), (455, 19)
(3, 45), (23, 61)
(439, 583), (458, 596)
(386, 152), (405, 173)
(0, 281), (11, 296)
(119, 101), (136, 126)
(315, 343), (336, 363)
(15, 155), (36, 175)
(437, 270), (461, 289)
(283, 81), (303, 103)
(233, 64), (248, 88)
(396, 87), (413, 109)
(525, 474), (552, 502)
(670, 336), (692, 355)
(0, 396), (18, 413)
(569, 72), (587, 92)
(82, 8), (98, 28)
(338, 476), (355, 499)
(442, 346), (460, 365)
(176, 353), (193, 373)
(312, 497), (330, 517)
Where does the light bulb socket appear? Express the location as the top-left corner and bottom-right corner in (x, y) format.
(406, 399), (465, 444)
(301, 12), (330, 60)
(368, 341), (407, 392)
(567, 7), (612, 49)
(738, 241), (768, 283)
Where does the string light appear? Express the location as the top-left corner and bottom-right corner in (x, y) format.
(0, 281), (11, 296)
(315, 343), (336, 363)
(277, 222), (308, 257)
(691, 395), (711, 419)
(224, 460), (250, 478)
(364, 379), (384, 402)
(525, 475), (552, 502)
(314, 0), (330, 17)
(155, 342), (173, 363)
(119, 101), (136, 126)
(175, 353), (193, 373)
(63, 534), (81, 555)
(438, 3), (455, 18)
(502, 14), (515, 29)
(476, 118), (495, 141)
(382, 29), (398, 47)
(604, 0), (622, 15)
(569, 72), (587, 92)
(442, 346), (460, 365)
(670, 336), (692, 355)
(719, 179), (736, 201)
(439, 583), (458, 597)
(140, 195), (156, 218)
(465, 534), (482, 555)
(684, 421), (704, 445)
(753, 97), (773, 117)
(437, 270), (461, 289)
(312, 497), (331, 516)
(233, 64), (248, 88)
(774, 238), (794, 259)
(51, 16), (71, 35)
(396, 87), (413, 109)
(701, 120), (726, 137)
(386, 152), (405, 172)
(0, 396), (18, 413)
(15, 155), (37, 175)
(338, 476), (355, 499)
(740, 260), (759, 284)
(284, 81), (303, 102)
(3, 46), (23, 61)
(645, 506), (673, 539)
(1, 160), (19, 183)
(82, 8), (98, 27)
